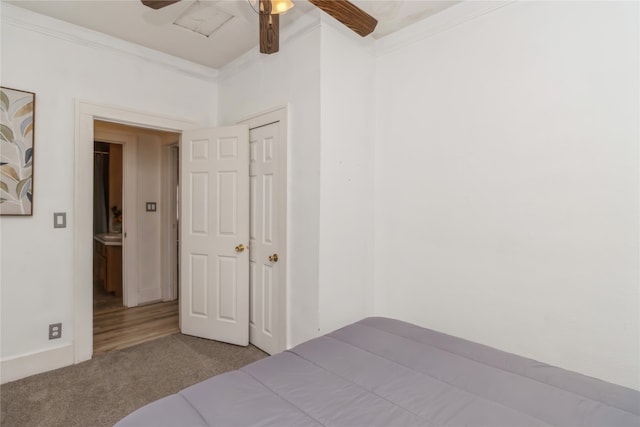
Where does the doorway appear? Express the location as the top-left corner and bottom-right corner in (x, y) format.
(91, 120), (181, 354)
(75, 103), (196, 363)
(74, 102), (288, 363)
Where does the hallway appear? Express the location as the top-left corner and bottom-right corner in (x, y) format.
(93, 282), (179, 354)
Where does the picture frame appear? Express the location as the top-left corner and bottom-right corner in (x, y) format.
(1, 86), (35, 216)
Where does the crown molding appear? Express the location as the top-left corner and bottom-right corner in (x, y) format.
(1, 3), (219, 82)
(375, 1), (516, 57)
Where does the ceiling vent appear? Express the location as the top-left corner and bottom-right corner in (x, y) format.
(173, 2), (233, 37)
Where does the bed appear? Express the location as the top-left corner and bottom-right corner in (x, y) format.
(115, 317), (640, 426)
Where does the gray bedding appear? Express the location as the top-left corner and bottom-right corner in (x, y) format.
(115, 317), (640, 426)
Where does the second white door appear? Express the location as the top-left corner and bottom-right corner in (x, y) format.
(249, 120), (285, 355)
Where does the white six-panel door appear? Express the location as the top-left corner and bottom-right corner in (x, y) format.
(249, 121), (283, 354)
(180, 125), (250, 346)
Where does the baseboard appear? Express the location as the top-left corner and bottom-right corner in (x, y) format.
(138, 287), (161, 305)
(1, 343), (74, 384)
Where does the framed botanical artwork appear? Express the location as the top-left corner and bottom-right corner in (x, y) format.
(1, 87), (35, 216)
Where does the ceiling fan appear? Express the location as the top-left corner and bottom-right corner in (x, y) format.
(140, 0), (378, 54)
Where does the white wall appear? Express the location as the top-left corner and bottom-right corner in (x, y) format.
(318, 20), (375, 334)
(94, 124), (175, 306)
(136, 134), (163, 303)
(373, 1), (639, 389)
(0, 4), (217, 369)
(218, 14), (323, 346)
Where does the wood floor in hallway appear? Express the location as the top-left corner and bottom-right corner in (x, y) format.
(93, 284), (179, 355)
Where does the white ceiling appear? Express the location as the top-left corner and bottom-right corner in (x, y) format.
(6, 0), (459, 69)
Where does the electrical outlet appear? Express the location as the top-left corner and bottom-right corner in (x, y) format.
(49, 323), (62, 340)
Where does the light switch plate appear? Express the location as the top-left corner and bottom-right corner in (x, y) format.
(53, 212), (66, 228)
(146, 202), (156, 212)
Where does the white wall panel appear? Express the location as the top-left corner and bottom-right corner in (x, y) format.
(0, 4), (217, 364)
(136, 135), (165, 304)
(318, 19), (376, 335)
(373, 1), (639, 390)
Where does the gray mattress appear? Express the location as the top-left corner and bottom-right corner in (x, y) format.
(115, 317), (640, 427)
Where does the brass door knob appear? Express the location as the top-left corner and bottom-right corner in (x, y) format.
(235, 244), (245, 253)
(269, 253), (279, 262)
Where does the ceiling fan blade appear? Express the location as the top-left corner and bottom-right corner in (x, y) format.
(140, 0), (181, 10)
(309, 0), (377, 37)
(259, 0), (279, 54)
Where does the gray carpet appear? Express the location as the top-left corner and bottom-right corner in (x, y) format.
(1, 333), (268, 427)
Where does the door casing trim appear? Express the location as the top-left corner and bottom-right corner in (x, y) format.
(74, 101), (195, 363)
